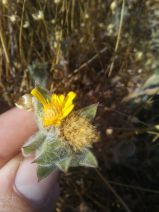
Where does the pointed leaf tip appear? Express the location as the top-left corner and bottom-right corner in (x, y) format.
(55, 157), (72, 172)
(33, 138), (68, 166)
(37, 165), (56, 181)
(79, 149), (98, 168)
(78, 103), (98, 120)
(22, 132), (45, 157)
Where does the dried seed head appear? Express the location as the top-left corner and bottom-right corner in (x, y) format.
(61, 113), (99, 151)
(2, 0), (8, 5)
(54, 0), (61, 4)
(23, 21), (30, 28)
(9, 15), (17, 23)
(32, 11), (44, 21)
(110, 1), (117, 12)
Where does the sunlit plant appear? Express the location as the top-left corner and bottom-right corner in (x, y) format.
(16, 86), (99, 180)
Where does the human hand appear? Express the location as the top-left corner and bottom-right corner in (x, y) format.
(0, 108), (59, 212)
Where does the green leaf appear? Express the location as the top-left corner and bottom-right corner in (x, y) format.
(35, 85), (50, 100)
(79, 149), (98, 168)
(22, 131), (45, 156)
(77, 103), (98, 120)
(45, 127), (60, 139)
(33, 140), (60, 166)
(32, 97), (44, 130)
(55, 157), (72, 172)
(70, 149), (98, 168)
(31, 86), (51, 130)
(33, 138), (71, 166)
(37, 165), (56, 181)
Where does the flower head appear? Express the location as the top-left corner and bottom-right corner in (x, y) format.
(15, 85), (99, 178)
(61, 113), (99, 151)
(31, 88), (76, 127)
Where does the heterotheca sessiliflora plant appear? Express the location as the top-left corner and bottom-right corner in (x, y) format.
(15, 86), (99, 180)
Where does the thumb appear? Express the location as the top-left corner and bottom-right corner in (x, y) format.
(0, 154), (59, 212)
(0, 154), (31, 212)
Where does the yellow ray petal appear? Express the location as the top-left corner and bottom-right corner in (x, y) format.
(59, 94), (65, 104)
(51, 94), (58, 104)
(52, 94), (64, 113)
(31, 88), (48, 106)
(64, 91), (76, 109)
(43, 118), (53, 126)
(44, 116), (61, 127)
(62, 104), (74, 119)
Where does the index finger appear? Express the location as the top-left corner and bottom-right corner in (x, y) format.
(0, 108), (37, 166)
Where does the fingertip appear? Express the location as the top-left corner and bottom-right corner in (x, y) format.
(14, 157), (60, 207)
(0, 108), (37, 162)
(0, 154), (22, 192)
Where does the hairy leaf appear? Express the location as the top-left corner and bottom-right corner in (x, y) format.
(78, 103), (98, 120)
(45, 127), (60, 139)
(55, 157), (72, 172)
(35, 85), (50, 100)
(79, 149), (98, 168)
(33, 139), (70, 166)
(32, 86), (52, 130)
(22, 131), (45, 156)
(70, 149), (98, 168)
(37, 164), (56, 181)
(32, 98), (44, 129)
(33, 140), (59, 166)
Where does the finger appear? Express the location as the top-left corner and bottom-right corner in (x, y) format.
(0, 108), (37, 167)
(0, 154), (31, 212)
(0, 154), (59, 212)
(14, 157), (60, 211)
(0, 158), (9, 168)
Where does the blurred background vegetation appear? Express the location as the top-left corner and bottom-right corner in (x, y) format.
(1, 0), (159, 211)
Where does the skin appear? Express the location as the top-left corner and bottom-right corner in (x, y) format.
(0, 108), (59, 212)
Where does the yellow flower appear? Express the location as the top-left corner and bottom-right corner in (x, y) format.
(31, 88), (76, 127)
